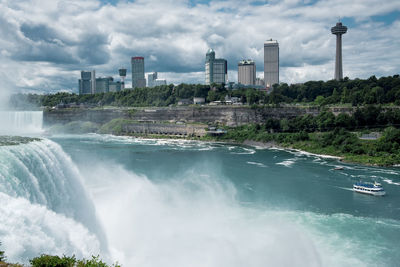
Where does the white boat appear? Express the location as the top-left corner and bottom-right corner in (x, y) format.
(353, 181), (386, 196)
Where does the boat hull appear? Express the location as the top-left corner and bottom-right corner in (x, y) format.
(353, 187), (386, 196)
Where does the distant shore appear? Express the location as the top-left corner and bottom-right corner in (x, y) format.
(92, 133), (348, 165)
(115, 134), (391, 167)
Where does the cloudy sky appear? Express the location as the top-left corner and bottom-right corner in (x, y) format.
(0, 0), (399, 94)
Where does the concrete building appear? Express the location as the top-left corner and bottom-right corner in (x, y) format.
(205, 49), (227, 85)
(238, 59), (256, 85)
(95, 77), (113, 93)
(264, 39), (279, 88)
(147, 72), (158, 87)
(193, 97), (206, 104)
(79, 70), (96, 95)
(131, 57), (146, 88)
(154, 79), (167, 86)
(95, 77), (123, 93)
(255, 77), (264, 86)
(148, 72), (167, 87)
(119, 68), (127, 89)
(331, 21), (347, 81)
(109, 81), (123, 92)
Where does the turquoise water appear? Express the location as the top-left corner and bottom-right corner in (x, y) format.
(1, 133), (400, 266)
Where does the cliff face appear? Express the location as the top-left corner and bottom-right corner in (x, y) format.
(43, 108), (126, 126)
(43, 106), (323, 127)
(122, 122), (206, 137)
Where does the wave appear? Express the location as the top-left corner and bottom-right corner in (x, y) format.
(246, 161), (267, 168)
(276, 159), (296, 167)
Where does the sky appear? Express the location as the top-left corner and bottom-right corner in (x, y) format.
(0, 0), (399, 94)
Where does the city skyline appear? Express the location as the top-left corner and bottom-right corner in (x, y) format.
(0, 0), (399, 94)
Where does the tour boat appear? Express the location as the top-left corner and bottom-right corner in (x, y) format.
(353, 181), (386, 196)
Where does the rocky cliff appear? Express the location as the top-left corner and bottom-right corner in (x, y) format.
(43, 106), (326, 127)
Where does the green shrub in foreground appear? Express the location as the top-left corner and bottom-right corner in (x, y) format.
(29, 254), (120, 267)
(30, 255), (76, 267)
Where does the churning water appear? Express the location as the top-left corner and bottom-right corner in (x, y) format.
(0, 116), (399, 266)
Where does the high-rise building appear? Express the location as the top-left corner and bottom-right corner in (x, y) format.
(238, 59), (256, 85)
(147, 72), (158, 87)
(264, 39), (279, 88)
(79, 70), (96, 95)
(131, 57), (146, 88)
(119, 68), (127, 89)
(331, 21), (347, 81)
(205, 49), (227, 85)
(95, 77), (114, 93)
(109, 81), (123, 92)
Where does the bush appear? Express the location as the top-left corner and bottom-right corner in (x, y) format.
(30, 255), (76, 267)
(30, 255), (120, 267)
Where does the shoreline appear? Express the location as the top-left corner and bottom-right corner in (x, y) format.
(88, 133), (347, 163)
(46, 132), (396, 167)
(242, 140), (340, 159)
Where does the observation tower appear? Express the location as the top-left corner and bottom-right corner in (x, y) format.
(331, 21), (347, 80)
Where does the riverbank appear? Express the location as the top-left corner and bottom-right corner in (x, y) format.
(96, 132), (349, 165)
(205, 126), (400, 167)
(43, 119), (399, 167)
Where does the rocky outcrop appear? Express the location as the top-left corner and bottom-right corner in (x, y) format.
(43, 106), (325, 127)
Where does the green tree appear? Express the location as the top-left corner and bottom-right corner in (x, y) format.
(0, 242), (5, 262)
(314, 95), (325, 106)
(207, 90), (218, 102)
(30, 255), (76, 267)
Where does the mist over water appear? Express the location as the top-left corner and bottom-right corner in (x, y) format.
(1, 113), (399, 266)
(52, 134), (399, 267)
(88, 166), (324, 267)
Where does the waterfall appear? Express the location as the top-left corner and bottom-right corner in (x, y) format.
(0, 111), (43, 134)
(0, 139), (107, 262)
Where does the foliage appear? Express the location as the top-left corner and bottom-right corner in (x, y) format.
(30, 255), (76, 267)
(0, 242), (5, 262)
(29, 255), (120, 267)
(76, 256), (120, 267)
(211, 124), (400, 166)
(10, 75), (399, 108)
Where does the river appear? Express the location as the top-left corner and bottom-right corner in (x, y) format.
(0, 111), (399, 266)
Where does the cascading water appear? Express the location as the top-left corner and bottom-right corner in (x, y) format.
(0, 111), (43, 134)
(1, 132), (399, 266)
(0, 139), (106, 262)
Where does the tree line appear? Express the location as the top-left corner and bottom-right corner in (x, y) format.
(9, 75), (400, 108)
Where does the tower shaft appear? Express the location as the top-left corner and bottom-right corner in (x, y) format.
(335, 34), (343, 81)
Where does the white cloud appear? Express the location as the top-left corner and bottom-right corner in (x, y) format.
(0, 0), (399, 94)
